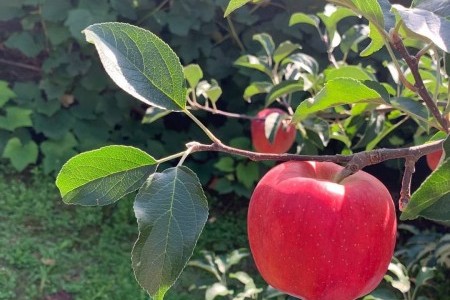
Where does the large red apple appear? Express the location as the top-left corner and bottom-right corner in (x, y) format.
(251, 108), (296, 153)
(426, 150), (443, 170)
(248, 161), (397, 300)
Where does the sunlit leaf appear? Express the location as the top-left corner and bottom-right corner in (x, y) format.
(266, 80), (303, 106)
(184, 64), (203, 88)
(224, 0), (252, 17)
(83, 22), (186, 110)
(253, 33), (275, 57)
(56, 145), (157, 205)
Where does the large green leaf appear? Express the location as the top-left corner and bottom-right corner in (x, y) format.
(224, 0), (252, 17)
(56, 145), (157, 206)
(401, 136), (450, 221)
(83, 22), (186, 111)
(293, 78), (384, 121)
(132, 166), (208, 299)
(394, 5), (450, 53)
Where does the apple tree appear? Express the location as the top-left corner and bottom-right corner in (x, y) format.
(55, 0), (450, 299)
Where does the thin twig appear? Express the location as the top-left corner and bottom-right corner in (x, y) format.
(0, 58), (41, 72)
(390, 31), (449, 132)
(399, 157), (418, 211)
(188, 102), (260, 120)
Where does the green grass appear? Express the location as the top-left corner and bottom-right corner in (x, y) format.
(0, 165), (251, 300)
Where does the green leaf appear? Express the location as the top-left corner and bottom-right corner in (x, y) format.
(41, 0), (71, 22)
(293, 78), (384, 122)
(2, 138), (38, 171)
(273, 41), (301, 64)
(214, 157), (235, 172)
(40, 132), (77, 174)
(351, 0), (385, 27)
(340, 24), (369, 56)
(0, 81), (16, 108)
(401, 136), (450, 221)
(0, 107), (32, 131)
(324, 65), (374, 81)
(4, 31), (43, 58)
(142, 107), (171, 124)
(236, 161), (259, 189)
(266, 80), (303, 106)
(234, 55), (272, 77)
(83, 22), (186, 110)
(360, 22), (385, 57)
(196, 80), (222, 103)
(224, 0), (252, 17)
(183, 64), (203, 88)
(132, 166), (208, 299)
(289, 12), (320, 28)
(394, 5), (450, 53)
(56, 145), (157, 206)
(318, 5), (357, 48)
(253, 33), (275, 57)
(243, 81), (272, 102)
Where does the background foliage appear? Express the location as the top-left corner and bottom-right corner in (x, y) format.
(2, 0), (450, 299)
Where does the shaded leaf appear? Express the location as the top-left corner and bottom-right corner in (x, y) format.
(132, 166), (208, 299)
(253, 33), (275, 57)
(56, 145), (157, 205)
(142, 107), (171, 124)
(224, 0), (252, 17)
(394, 5), (450, 53)
(83, 22), (186, 110)
(293, 78), (384, 122)
(340, 24), (370, 55)
(236, 162), (259, 189)
(412, 0), (450, 17)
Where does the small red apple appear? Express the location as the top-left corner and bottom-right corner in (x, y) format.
(251, 108), (296, 153)
(426, 150), (443, 170)
(248, 161), (397, 300)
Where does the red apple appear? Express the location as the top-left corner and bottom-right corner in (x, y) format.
(426, 150), (443, 170)
(251, 108), (296, 153)
(248, 161), (397, 300)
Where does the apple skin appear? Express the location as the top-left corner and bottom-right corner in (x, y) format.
(426, 150), (443, 171)
(251, 108), (296, 153)
(248, 161), (397, 300)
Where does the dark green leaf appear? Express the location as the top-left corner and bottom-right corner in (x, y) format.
(389, 97), (428, 122)
(253, 33), (275, 57)
(65, 9), (94, 40)
(41, 132), (77, 174)
(4, 31), (43, 58)
(293, 78), (384, 122)
(56, 145), (157, 206)
(263, 111), (284, 143)
(214, 157), (235, 172)
(41, 0), (71, 21)
(2, 138), (38, 171)
(224, 0), (252, 17)
(273, 41), (301, 64)
(132, 166), (208, 299)
(266, 80), (303, 106)
(83, 22), (186, 110)
(394, 5), (450, 53)
(282, 53), (319, 75)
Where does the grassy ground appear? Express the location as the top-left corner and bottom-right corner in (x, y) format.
(0, 165), (249, 300)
